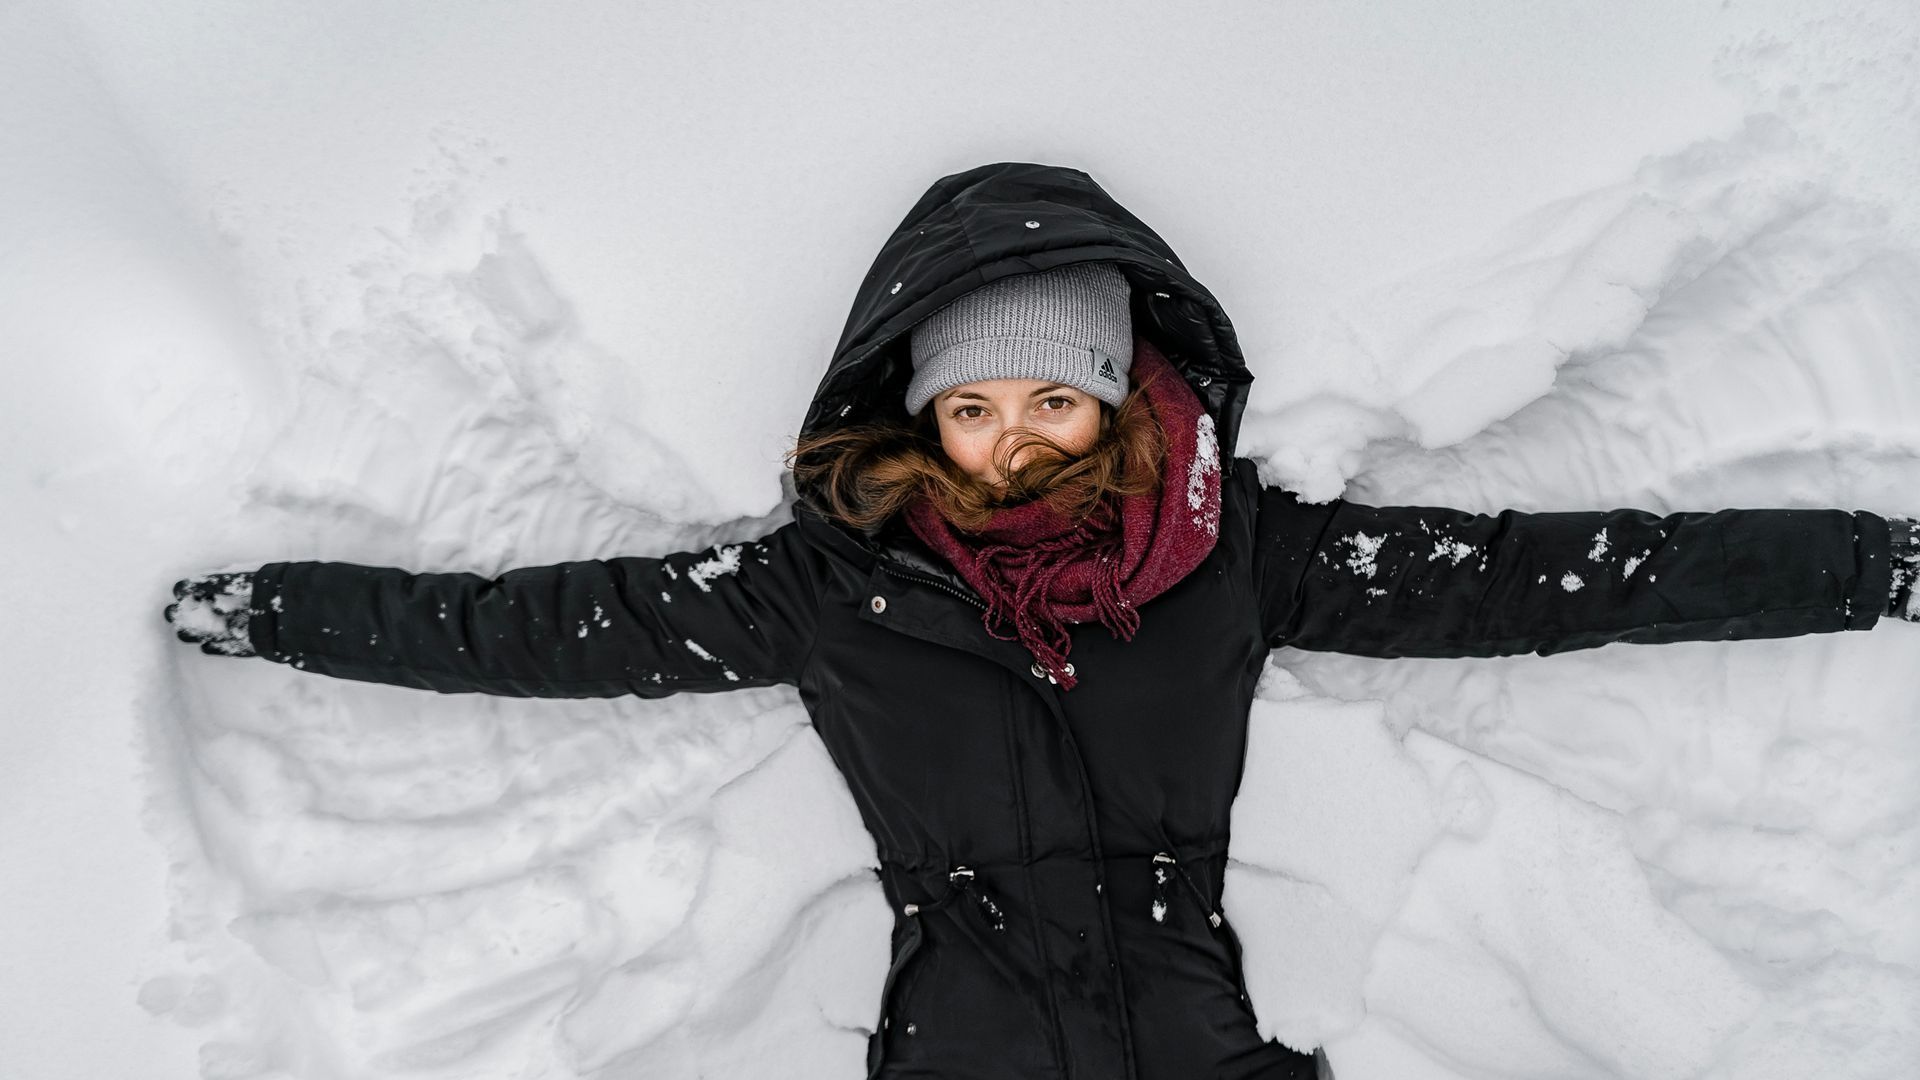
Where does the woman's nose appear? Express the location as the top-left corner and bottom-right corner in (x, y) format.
(1003, 435), (1035, 466)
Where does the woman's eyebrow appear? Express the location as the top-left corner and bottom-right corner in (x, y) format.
(946, 384), (1072, 402)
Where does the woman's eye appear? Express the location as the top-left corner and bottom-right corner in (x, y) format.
(1040, 396), (1073, 412)
(953, 406), (984, 420)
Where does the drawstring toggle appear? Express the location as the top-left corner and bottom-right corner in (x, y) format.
(949, 866), (1006, 932)
(1151, 850), (1224, 929)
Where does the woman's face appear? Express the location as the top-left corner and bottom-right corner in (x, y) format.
(932, 379), (1102, 489)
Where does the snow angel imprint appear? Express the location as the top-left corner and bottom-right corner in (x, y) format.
(167, 161), (1920, 1080)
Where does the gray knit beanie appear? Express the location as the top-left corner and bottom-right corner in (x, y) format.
(904, 262), (1132, 416)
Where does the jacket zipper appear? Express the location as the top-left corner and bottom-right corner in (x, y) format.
(879, 560), (989, 610)
(878, 547), (1132, 1073)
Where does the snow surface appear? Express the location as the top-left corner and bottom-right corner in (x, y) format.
(4, 1), (1919, 1078)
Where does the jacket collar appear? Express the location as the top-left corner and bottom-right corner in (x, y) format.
(794, 499), (985, 600)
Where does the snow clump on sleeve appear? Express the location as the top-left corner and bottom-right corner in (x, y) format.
(682, 638), (740, 681)
(1431, 539), (1475, 565)
(687, 544), (745, 592)
(1342, 532), (1385, 579)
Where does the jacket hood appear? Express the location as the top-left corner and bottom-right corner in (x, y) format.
(797, 162), (1254, 515)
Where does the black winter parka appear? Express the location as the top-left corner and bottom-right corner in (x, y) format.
(245, 162), (1897, 1080)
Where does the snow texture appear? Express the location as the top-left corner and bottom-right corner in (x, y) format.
(687, 544), (745, 593)
(1188, 413), (1222, 536)
(6, 2), (1919, 1079)
(1340, 532), (1386, 579)
(683, 638), (741, 682)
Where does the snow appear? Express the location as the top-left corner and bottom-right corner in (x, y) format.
(682, 638), (740, 681)
(167, 597), (238, 639)
(1340, 532), (1386, 579)
(5, 2), (1918, 1079)
(1187, 413), (1222, 535)
(686, 544), (746, 593)
(1429, 538), (1475, 566)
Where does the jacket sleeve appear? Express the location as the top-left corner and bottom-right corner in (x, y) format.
(245, 521), (821, 697)
(1252, 484), (1894, 659)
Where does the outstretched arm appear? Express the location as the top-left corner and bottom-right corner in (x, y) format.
(1253, 484), (1898, 659)
(167, 521), (821, 698)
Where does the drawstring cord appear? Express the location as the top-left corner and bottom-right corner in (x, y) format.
(901, 865), (1006, 933)
(913, 855), (1212, 932)
(1150, 850), (1222, 929)
(898, 853), (1227, 935)
(1150, 855), (1172, 923)
(872, 866), (1006, 1077)
(1152, 849), (1254, 1009)
(955, 867), (1008, 931)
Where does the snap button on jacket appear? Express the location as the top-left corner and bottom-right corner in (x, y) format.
(244, 163), (1896, 1079)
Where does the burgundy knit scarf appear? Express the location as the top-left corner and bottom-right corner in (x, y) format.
(903, 337), (1222, 691)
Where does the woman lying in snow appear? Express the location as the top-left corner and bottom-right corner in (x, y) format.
(166, 162), (1918, 1080)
